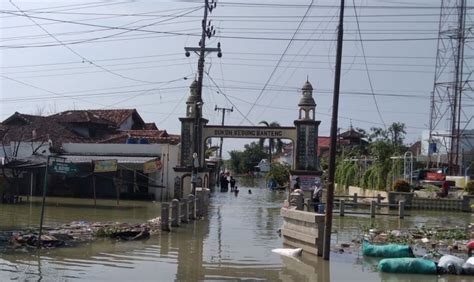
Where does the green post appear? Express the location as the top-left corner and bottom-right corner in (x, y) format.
(38, 155), (50, 249)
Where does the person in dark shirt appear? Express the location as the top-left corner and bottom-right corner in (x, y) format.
(230, 176), (236, 191)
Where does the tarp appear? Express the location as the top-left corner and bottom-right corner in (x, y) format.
(378, 258), (437, 274)
(363, 240), (414, 258)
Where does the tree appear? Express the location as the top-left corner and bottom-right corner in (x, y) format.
(258, 121), (283, 163)
(1, 129), (47, 203)
(265, 162), (290, 187)
(228, 142), (267, 174)
(388, 122), (406, 146)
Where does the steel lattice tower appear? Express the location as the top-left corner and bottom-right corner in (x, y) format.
(429, 0), (473, 175)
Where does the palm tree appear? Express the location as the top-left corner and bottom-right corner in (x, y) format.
(258, 120), (283, 163)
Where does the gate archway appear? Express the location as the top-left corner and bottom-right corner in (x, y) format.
(174, 80), (323, 195)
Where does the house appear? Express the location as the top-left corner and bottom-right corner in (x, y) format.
(0, 109), (181, 202)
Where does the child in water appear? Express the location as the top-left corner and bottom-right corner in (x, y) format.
(234, 186), (239, 196)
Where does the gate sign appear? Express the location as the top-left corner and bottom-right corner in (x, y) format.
(290, 175), (320, 191)
(50, 161), (79, 175)
(143, 159), (162, 174)
(94, 159), (118, 173)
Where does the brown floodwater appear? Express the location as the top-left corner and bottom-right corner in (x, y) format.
(0, 177), (473, 281)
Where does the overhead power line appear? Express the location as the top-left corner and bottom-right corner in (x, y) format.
(240, 0), (315, 124)
(352, 0), (386, 128)
(7, 1), (202, 84)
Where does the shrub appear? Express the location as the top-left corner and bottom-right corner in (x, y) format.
(465, 180), (474, 195)
(392, 179), (411, 192)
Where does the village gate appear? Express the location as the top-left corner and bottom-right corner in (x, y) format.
(173, 80), (323, 198)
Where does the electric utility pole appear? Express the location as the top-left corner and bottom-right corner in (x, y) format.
(214, 105), (233, 160)
(323, 0), (345, 261)
(184, 0), (221, 194)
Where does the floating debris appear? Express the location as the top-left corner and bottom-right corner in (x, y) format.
(0, 217), (162, 251)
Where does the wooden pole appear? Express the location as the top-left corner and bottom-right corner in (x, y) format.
(38, 155), (50, 249)
(92, 173), (97, 207)
(340, 200), (345, 216)
(370, 200), (376, 218)
(399, 200), (405, 219)
(323, 0), (345, 261)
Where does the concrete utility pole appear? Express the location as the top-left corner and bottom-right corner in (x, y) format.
(214, 105), (233, 160)
(323, 0), (345, 260)
(184, 0), (221, 194)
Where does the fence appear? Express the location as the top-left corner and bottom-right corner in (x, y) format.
(161, 188), (210, 231)
(290, 192), (407, 219)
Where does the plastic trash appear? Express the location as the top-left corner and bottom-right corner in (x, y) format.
(378, 258), (437, 274)
(272, 248), (303, 258)
(438, 254), (464, 275)
(462, 257), (474, 275)
(362, 240), (414, 258)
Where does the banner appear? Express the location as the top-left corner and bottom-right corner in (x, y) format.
(290, 175), (320, 191)
(143, 159), (162, 174)
(94, 159), (118, 173)
(50, 161), (79, 176)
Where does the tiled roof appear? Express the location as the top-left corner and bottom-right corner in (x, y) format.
(87, 109), (143, 126)
(2, 112), (44, 125)
(1, 110), (179, 148)
(339, 128), (365, 139)
(144, 123), (158, 130)
(50, 110), (115, 125)
(318, 136), (331, 147)
(1, 113), (86, 149)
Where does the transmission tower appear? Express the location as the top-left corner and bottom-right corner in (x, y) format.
(429, 0), (473, 175)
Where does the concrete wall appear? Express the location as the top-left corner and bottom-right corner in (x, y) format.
(347, 186), (388, 202)
(411, 198), (463, 211)
(280, 207), (325, 256)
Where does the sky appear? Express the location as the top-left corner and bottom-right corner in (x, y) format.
(1, 0), (473, 158)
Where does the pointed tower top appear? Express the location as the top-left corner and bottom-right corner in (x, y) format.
(299, 80), (315, 106)
(186, 80), (201, 104)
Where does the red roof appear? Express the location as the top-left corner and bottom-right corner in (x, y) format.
(318, 136), (331, 147)
(144, 123), (158, 130)
(50, 110), (115, 126)
(87, 109), (143, 127)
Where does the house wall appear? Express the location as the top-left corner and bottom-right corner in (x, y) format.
(119, 116), (134, 130)
(63, 143), (180, 201)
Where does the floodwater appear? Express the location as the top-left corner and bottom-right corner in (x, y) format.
(0, 177), (473, 281)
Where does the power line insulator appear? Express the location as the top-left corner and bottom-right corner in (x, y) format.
(185, 51), (191, 57)
(217, 52), (222, 58)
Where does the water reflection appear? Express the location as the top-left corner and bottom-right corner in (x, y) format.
(0, 178), (472, 281)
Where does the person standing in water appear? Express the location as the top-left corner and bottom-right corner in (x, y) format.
(312, 179), (323, 212)
(230, 176), (236, 192)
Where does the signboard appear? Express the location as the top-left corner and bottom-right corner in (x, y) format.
(290, 175), (320, 191)
(94, 159), (118, 173)
(50, 161), (79, 175)
(203, 126), (296, 141)
(143, 159), (162, 174)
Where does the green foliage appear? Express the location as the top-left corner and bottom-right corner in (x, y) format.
(387, 158), (403, 189)
(361, 164), (386, 190)
(228, 142), (267, 174)
(265, 162), (290, 187)
(465, 180), (474, 195)
(335, 161), (359, 188)
(392, 179), (411, 192)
